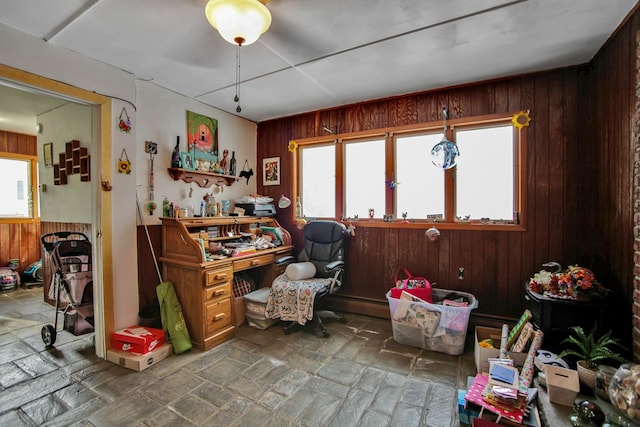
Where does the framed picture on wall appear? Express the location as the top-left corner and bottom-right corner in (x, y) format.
(186, 110), (218, 166)
(263, 157), (280, 186)
(180, 152), (194, 170)
(43, 142), (53, 168)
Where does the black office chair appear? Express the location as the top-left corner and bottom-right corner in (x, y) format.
(265, 220), (349, 337)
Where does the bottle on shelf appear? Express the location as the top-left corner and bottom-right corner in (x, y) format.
(229, 151), (237, 176)
(171, 136), (181, 168)
(296, 196), (302, 218)
(163, 197), (170, 217)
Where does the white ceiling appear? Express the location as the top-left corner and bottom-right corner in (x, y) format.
(0, 0), (637, 123)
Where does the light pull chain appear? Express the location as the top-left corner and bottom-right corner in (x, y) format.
(442, 106), (448, 135)
(235, 44), (242, 113)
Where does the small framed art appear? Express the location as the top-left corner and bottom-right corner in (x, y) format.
(181, 152), (195, 170)
(263, 157), (280, 186)
(43, 142), (53, 168)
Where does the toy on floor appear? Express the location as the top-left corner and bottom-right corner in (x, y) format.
(0, 266), (19, 291)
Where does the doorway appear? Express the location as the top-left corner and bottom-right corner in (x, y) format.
(0, 63), (113, 358)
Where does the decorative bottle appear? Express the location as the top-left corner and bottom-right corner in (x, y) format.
(171, 136), (181, 168)
(229, 151), (237, 176)
(162, 197), (170, 217)
(295, 196), (302, 218)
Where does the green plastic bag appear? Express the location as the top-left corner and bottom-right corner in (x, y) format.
(156, 281), (192, 354)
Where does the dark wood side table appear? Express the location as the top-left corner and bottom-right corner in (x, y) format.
(524, 288), (612, 353)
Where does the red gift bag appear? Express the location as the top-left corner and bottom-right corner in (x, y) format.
(390, 267), (432, 302)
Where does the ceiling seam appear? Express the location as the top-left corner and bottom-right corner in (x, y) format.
(43, 0), (102, 42)
(194, 0), (528, 100)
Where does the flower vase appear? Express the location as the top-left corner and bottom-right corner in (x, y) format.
(577, 360), (597, 390)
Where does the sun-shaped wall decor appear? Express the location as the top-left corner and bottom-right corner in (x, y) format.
(288, 140), (298, 152)
(512, 111), (532, 129)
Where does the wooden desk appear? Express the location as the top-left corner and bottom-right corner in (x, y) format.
(160, 217), (292, 351)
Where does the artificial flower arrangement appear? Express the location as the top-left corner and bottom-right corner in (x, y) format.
(528, 263), (608, 300)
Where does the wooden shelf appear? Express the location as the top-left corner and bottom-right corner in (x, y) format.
(167, 168), (238, 188)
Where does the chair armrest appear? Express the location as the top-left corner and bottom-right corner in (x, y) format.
(275, 255), (295, 266)
(324, 260), (344, 272)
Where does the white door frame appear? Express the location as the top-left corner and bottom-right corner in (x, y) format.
(0, 63), (113, 358)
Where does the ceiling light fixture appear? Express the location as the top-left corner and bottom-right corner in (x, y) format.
(205, 0), (272, 114)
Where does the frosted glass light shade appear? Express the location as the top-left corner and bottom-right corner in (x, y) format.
(205, 0), (272, 46)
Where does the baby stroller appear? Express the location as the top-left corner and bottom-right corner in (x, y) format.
(41, 232), (94, 347)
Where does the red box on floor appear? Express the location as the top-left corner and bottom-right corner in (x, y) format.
(111, 326), (165, 354)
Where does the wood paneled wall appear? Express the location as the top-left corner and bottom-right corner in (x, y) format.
(583, 10), (639, 355)
(0, 130), (40, 278)
(0, 130), (37, 156)
(0, 222), (41, 275)
(256, 65), (632, 326)
(137, 224), (162, 310)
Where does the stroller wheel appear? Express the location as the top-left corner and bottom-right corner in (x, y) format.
(41, 324), (56, 347)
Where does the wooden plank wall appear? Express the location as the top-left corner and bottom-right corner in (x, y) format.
(579, 11), (639, 342)
(0, 130), (40, 278)
(256, 51), (635, 327)
(0, 130), (37, 156)
(136, 224), (162, 310)
(0, 222), (41, 275)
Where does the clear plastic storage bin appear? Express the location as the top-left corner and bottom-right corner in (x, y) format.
(386, 287), (477, 355)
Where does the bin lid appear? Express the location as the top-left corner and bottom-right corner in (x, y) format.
(243, 287), (271, 303)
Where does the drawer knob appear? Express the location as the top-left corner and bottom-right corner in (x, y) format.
(251, 260), (260, 266)
(214, 273), (227, 280)
(213, 289), (225, 296)
(213, 313), (225, 321)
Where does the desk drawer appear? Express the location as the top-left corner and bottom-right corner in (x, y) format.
(205, 282), (231, 303)
(205, 266), (233, 286)
(233, 253), (274, 271)
(205, 299), (232, 335)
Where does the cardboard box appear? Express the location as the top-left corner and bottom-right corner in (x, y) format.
(545, 365), (579, 406)
(106, 342), (172, 371)
(111, 326), (165, 354)
(474, 326), (528, 374)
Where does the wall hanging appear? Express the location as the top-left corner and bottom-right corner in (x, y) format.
(118, 107), (132, 133)
(117, 148), (131, 174)
(512, 110), (532, 129)
(53, 140), (90, 185)
(239, 160), (253, 184)
(146, 141), (158, 215)
(431, 107), (460, 170)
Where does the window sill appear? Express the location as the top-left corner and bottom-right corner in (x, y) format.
(336, 219), (526, 232)
(0, 218), (40, 224)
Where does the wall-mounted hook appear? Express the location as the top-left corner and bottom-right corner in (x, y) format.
(101, 180), (112, 191)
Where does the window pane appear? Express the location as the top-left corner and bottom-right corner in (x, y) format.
(455, 125), (514, 220)
(301, 144), (335, 217)
(0, 158), (31, 218)
(345, 139), (385, 218)
(396, 133), (445, 218)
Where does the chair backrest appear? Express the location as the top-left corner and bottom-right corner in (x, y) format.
(298, 221), (349, 278)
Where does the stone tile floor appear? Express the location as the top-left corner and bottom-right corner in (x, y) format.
(0, 286), (479, 426)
